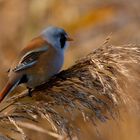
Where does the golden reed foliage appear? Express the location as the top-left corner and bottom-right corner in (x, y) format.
(0, 44), (139, 140)
(0, 0), (140, 140)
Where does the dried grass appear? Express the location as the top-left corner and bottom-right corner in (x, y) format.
(0, 44), (139, 140)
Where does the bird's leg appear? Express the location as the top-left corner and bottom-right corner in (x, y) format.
(27, 87), (33, 97)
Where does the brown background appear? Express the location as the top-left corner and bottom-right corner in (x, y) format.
(0, 0), (140, 140)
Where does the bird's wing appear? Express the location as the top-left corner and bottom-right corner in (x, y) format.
(13, 49), (47, 72)
(13, 37), (49, 72)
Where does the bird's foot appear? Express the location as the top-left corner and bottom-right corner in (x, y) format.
(27, 87), (33, 97)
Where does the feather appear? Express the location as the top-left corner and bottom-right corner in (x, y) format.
(13, 36), (49, 72)
(13, 48), (48, 72)
(0, 80), (20, 102)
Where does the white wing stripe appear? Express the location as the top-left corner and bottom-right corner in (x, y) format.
(13, 61), (37, 72)
(19, 47), (48, 64)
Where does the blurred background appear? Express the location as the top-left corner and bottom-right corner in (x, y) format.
(0, 0), (140, 140)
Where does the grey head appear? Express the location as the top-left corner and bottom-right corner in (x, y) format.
(41, 26), (72, 51)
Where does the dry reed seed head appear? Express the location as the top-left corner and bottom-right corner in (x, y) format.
(0, 44), (140, 139)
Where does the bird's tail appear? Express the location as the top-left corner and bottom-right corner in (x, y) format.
(0, 80), (20, 102)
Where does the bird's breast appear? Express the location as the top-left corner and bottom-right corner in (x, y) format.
(26, 50), (64, 88)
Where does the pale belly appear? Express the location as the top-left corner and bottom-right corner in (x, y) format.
(26, 51), (64, 88)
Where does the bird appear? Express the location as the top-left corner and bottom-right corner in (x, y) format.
(0, 26), (73, 102)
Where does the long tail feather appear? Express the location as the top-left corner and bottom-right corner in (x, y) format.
(0, 80), (20, 102)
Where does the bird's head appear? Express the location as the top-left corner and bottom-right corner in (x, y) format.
(41, 26), (73, 51)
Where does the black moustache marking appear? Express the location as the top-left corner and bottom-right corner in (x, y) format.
(60, 34), (66, 49)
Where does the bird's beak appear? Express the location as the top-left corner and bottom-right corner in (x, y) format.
(66, 36), (73, 41)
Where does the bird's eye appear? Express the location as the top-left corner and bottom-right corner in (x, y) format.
(60, 34), (66, 49)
